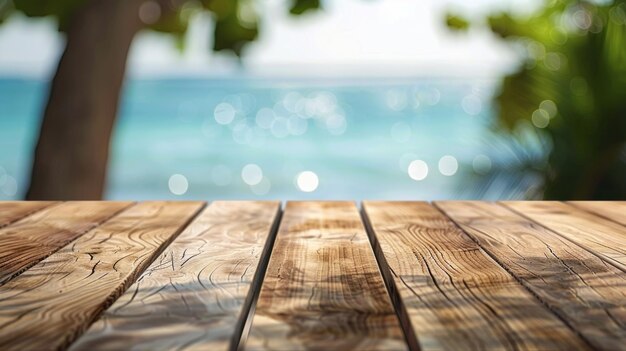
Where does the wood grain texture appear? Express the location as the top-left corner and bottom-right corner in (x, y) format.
(437, 201), (626, 350)
(0, 201), (55, 228)
(503, 201), (626, 272)
(568, 201), (626, 226)
(364, 201), (586, 351)
(0, 201), (132, 285)
(0, 201), (204, 351)
(246, 201), (407, 351)
(71, 201), (280, 351)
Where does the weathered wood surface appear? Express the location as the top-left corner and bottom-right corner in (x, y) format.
(0, 201), (54, 228)
(0, 201), (204, 351)
(364, 201), (586, 350)
(71, 201), (280, 351)
(503, 201), (626, 272)
(0, 200), (624, 351)
(0, 201), (132, 285)
(246, 201), (407, 351)
(568, 201), (626, 226)
(437, 201), (626, 350)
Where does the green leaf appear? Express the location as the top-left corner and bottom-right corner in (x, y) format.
(212, 12), (258, 56)
(13, 0), (84, 31)
(289, 0), (320, 15)
(149, 8), (188, 37)
(0, 0), (15, 24)
(464, 0), (626, 199)
(445, 14), (469, 31)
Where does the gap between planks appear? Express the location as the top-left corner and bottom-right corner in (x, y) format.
(364, 201), (588, 350)
(1, 201), (622, 351)
(360, 205), (420, 351)
(244, 201), (408, 350)
(70, 201), (283, 351)
(0, 201), (206, 351)
(237, 204), (283, 351)
(436, 201), (625, 350)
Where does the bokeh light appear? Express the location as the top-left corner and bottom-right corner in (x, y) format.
(255, 108), (275, 129)
(296, 171), (319, 192)
(462, 94), (482, 116)
(539, 100), (557, 118)
(408, 160), (429, 181)
(438, 155), (458, 176)
(241, 164), (263, 186)
(532, 109), (550, 128)
(214, 102), (236, 125)
(168, 174), (188, 195)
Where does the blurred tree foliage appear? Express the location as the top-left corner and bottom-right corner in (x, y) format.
(2, 0), (321, 55)
(445, 13), (469, 31)
(0, 0), (321, 200)
(448, 0), (626, 199)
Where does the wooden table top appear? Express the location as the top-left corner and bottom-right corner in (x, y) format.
(0, 201), (624, 350)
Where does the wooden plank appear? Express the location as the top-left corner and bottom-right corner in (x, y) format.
(568, 201), (626, 226)
(0, 201), (55, 228)
(437, 201), (626, 350)
(0, 201), (132, 285)
(71, 201), (281, 351)
(503, 201), (626, 272)
(0, 201), (204, 351)
(364, 201), (587, 350)
(246, 201), (407, 351)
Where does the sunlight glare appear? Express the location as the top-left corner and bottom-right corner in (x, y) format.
(297, 171), (319, 192)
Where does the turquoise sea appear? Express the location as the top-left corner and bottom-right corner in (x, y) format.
(0, 77), (544, 200)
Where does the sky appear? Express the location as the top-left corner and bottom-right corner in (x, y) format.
(0, 0), (538, 78)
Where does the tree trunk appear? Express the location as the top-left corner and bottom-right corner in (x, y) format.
(26, 0), (144, 200)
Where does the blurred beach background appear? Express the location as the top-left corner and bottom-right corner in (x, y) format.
(0, 0), (623, 200)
